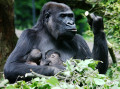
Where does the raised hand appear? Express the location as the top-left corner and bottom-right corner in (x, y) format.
(87, 13), (104, 34)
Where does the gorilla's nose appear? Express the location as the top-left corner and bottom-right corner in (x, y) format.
(66, 20), (74, 26)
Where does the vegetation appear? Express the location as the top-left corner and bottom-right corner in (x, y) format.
(14, 0), (49, 29)
(102, 0), (120, 51)
(1, 59), (120, 89)
(84, 0), (120, 51)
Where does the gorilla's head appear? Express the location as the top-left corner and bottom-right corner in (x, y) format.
(37, 2), (77, 40)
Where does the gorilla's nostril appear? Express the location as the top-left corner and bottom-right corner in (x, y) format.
(67, 22), (74, 25)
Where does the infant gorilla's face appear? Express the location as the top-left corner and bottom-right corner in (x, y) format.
(40, 52), (63, 66)
(46, 53), (60, 65)
(47, 52), (59, 59)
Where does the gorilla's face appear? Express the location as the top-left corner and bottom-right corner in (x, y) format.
(44, 2), (77, 40)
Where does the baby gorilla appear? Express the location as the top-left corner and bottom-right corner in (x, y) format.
(26, 49), (63, 66)
(26, 49), (42, 65)
(40, 50), (63, 66)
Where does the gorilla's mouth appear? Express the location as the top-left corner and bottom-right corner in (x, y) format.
(71, 30), (77, 32)
(67, 29), (77, 35)
(67, 29), (77, 32)
(58, 29), (77, 40)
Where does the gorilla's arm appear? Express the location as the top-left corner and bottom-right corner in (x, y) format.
(75, 15), (108, 74)
(4, 29), (61, 83)
(73, 34), (92, 60)
(92, 15), (108, 74)
(5, 29), (36, 63)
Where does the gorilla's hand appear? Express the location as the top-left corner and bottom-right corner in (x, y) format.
(87, 13), (104, 34)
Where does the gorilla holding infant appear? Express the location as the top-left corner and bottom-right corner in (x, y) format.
(25, 48), (63, 66)
(4, 2), (108, 83)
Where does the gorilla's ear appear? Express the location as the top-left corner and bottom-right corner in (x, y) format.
(45, 12), (50, 19)
(44, 12), (50, 23)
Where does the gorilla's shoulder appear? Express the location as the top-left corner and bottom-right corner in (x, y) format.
(20, 29), (37, 39)
(73, 34), (85, 42)
(73, 34), (89, 48)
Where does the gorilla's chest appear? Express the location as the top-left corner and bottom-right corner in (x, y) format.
(35, 37), (75, 62)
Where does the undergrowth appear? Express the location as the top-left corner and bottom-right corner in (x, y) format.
(0, 59), (120, 89)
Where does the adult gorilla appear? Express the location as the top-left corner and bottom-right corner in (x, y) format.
(4, 2), (108, 83)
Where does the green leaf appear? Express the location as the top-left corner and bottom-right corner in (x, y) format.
(97, 74), (106, 79)
(0, 79), (9, 88)
(6, 85), (15, 89)
(63, 71), (71, 77)
(88, 61), (99, 70)
(47, 77), (59, 86)
(33, 77), (40, 81)
(62, 83), (68, 88)
(42, 84), (51, 89)
(94, 78), (105, 85)
(68, 84), (75, 89)
(52, 87), (62, 89)
(84, 59), (93, 65)
(66, 60), (71, 71)
(23, 84), (30, 89)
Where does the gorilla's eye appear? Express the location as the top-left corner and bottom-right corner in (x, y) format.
(60, 14), (66, 18)
(51, 54), (55, 58)
(68, 14), (73, 17)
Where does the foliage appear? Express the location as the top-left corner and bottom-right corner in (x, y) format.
(14, 0), (49, 30)
(73, 9), (90, 35)
(101, 0), (120, 51)
(1, 59), (120, 89)
(14, 0), (33, 29)
(84, 0), (120, 51)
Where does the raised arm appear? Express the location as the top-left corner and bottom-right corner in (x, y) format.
(90, 14), (108, 74)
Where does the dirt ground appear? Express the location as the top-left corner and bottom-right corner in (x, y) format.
(15, 30), (120, 65)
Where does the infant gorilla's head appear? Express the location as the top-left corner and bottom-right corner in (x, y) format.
(26, 49), (42, 65)
(40, 49), (63, 66)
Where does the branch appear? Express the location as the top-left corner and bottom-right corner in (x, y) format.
(107, 40), (117, 63)
(25, 69), (49, 78)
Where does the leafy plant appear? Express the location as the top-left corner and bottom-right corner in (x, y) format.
(85, 0), (120, 51)
(1, 59), (120, 89)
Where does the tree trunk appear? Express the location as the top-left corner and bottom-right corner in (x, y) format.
(0, 0), (17, 77)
